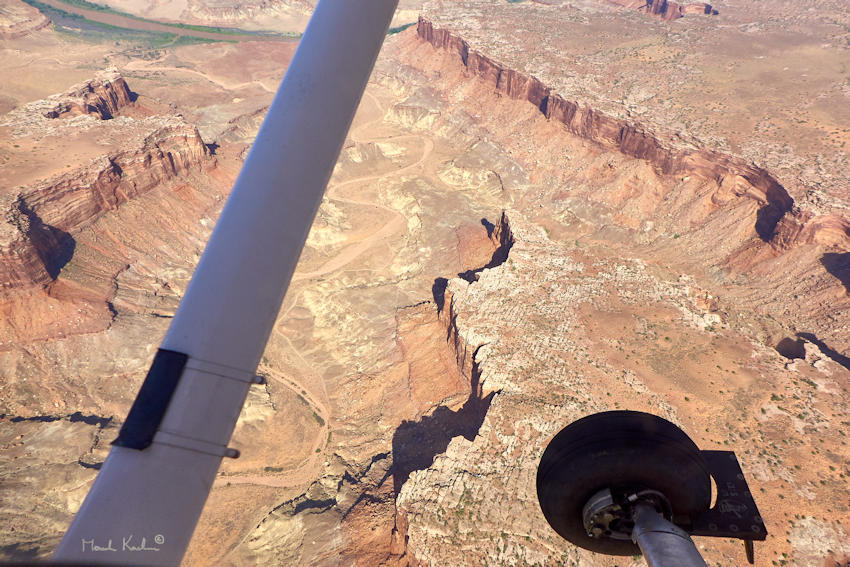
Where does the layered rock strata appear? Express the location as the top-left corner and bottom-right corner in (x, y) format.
(0, 120), (210, 289)
(41, 69), (134, 120)
(0, 0), (51, 39)
(395, 211), (850, 566)
(416, 17), (848, 254)
(620, 0), (715, 20)
(0, 70), (141, 139)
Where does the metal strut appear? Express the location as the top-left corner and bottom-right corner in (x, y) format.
(631, 503), (707, 567)
(52, 1), (399, 565)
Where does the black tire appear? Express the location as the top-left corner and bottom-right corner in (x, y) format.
(536, 411), (711, 556)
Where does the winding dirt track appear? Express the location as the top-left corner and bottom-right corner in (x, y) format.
(213, 87), (431, 489)
(292, 94), (431, 281)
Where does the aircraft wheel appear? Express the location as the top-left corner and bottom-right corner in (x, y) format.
(536, 411), (711, 556)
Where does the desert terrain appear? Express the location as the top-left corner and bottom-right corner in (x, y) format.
(1, 0), (849, 566)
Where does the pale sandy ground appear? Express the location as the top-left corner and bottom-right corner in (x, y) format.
(1, 5), (849, 566)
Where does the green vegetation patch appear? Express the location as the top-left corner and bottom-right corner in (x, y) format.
(54, 0), (300, 38)
(388, 22), (415, 35)
(23, 0), (224, 47)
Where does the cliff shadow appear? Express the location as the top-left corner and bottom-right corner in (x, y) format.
(78, 459), (102, 470)
(775, 337), (805, 360)
(36, 225), (75, 280)
(457, 216), (513, 283)
(755, 181), (794, 242)
(755, 205), (782, 241)
(481, 217), (495, 238)
(821, 252), (850, 294)
(4, 412), (113, 426)
(15, 198), (76, 279)
(391, 357), (495, 496)
(68, 411), (113, 428)
(5, 414), (61, 423)
(775, 330), (850, 371)
(0, 542), (39, 560)
(796, 332), (850, 372)
(432, 277), (448, 314)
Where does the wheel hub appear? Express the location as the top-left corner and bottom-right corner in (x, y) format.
(583, 488), (673, 542)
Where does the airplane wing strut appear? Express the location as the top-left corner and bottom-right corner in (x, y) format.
(52, 1), (399, 564)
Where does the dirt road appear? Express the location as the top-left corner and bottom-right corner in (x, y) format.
(213, 87), (433, 490)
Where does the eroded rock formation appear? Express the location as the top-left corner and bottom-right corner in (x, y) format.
(0, 70), (146, 140)
(606, 0), (715, 20)
(0, 72), (211, 291)
(0, 121), (210, 289)
(393, 209), (850, 566)
(416, 17), (848, 254)
(0, 0), (50, 39)
(41, 70), (134, 120)
(681, 2), (713, 15)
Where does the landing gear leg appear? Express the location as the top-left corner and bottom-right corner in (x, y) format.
(631, 503), (706, 567)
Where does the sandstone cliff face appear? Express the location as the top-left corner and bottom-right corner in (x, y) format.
(380, 24), (850, 565)
(416, 17), (847, 254)
(0, 56), (240, 556)
(0, 119), (210, 289)
(41, 70), (134, 120)
(395, 211), (850, 566)
(681, 2), (713, 15)
(438, 215), (512, 383)
(606, 0), (715, 20)
(645, 0), (685, 20)
(0, 69), (142, 140)
(0, 0), (50, 39)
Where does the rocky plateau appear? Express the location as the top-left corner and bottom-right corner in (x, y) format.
(1, 1), (849, 566)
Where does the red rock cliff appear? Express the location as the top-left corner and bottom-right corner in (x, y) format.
(416, 18), (849, 253)
(606, 0), (715, 20)
(43, 69), (135, 120)
(0, 122), (210, 289)
(682, 3), (713, 15)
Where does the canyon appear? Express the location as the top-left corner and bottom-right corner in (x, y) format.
(607, 0), (715, 20)
(73, 0), (423, 34)
(416, 14), (850, 261)
(1, 0), (849, 566)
